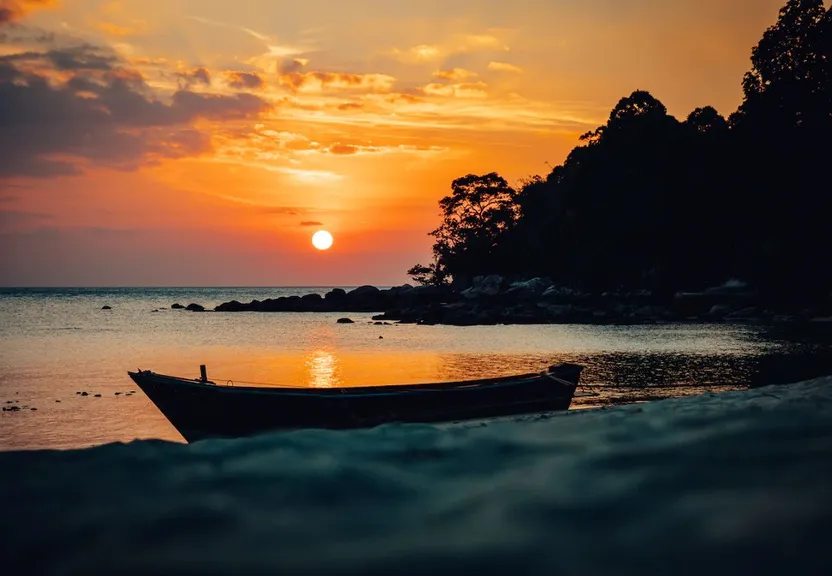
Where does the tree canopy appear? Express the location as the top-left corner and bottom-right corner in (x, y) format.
(409, 0), (831, 305)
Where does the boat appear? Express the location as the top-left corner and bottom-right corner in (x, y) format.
(128, 363), (585, 442)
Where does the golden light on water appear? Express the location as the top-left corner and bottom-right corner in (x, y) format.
(305, 350), (341, 388)
(312, 230), (333, 251)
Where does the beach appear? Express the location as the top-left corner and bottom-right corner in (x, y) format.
(2, 375), (831, 574)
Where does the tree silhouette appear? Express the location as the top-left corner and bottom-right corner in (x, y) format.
(410, 0), (831, 307)
(409, 173), (518, 286)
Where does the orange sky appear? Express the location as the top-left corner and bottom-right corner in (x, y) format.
(0, 0), (797, 286)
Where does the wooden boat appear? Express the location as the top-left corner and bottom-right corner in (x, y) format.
(128, 363), (584, 443)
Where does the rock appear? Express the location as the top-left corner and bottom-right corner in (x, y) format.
(541, 285), (582, 303)
(31, 407), (37, 411)
(348, 285), (380, 299)
(725, 306), (760, 320)
(171, 303), (185, 309)
(301, 293), (323, 302)
(344, 285), (388, 311)
(708, 304), (733, 317)
(508, 277), (551, 294)
(462, 275), (505, 299)
(81, 392), (89, 396)
(114, 392), (121, 396)
(336, 318), (354, 324)
(55, 400), (61, 403)
(101, 305), (112, 310)
(324, 288), (347, 301)
(186, 303), (205, 312)
(94, 394), (101, 398)
(215, 300), (245, 312)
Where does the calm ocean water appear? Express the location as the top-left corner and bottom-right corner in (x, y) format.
(1, 287), (831, 451)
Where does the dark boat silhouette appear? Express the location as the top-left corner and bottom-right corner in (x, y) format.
(128, 363), (584, 442)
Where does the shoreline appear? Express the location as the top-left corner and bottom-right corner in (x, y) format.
(172, 279), (832, 327)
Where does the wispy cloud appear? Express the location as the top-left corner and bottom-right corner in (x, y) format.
(0, 0), (56, 24)
(488, 61), (523, 73)
(422, 81), (488, 99)
(280, 70), (395, 93)
(433, 68), (478, 81)
(187, 16), (310, 58)
(390, 32), (509, 63)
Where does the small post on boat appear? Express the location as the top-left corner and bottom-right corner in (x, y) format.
(200, 364), (208, 383)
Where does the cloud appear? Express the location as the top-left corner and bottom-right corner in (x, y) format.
(0, 0), (56, 24)
(95, 20), (148, 38)
(279, 58), (309, 74)
(462, 34), (502, 49)
(391, 33), (509, 63)
(273, 167), (343, 184)
(0, 43), (271, 178)
(225, 70), (264, 90)
(177, 66), (211, 87)
(188, 16), (310, 60)
(318, 142), (447, 157)
(279, 71), (395, 93)
(422, 81), (488, 99)
(328, 143), (359, 155)
(3, 43), (119, 71)
(433, 68), (478, 81)
(260, 206), (301, 215)
(300, 221), (323, 226)
(488, 61), (523, 73)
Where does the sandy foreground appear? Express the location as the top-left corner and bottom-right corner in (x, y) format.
(2, 376), (831, 575)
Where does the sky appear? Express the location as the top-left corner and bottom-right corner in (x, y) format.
(0, 0), (795, 286)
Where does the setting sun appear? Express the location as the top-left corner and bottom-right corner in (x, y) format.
(312, 230), (334, 251)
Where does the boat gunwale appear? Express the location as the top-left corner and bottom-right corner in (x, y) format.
(128, 364), (582, 398)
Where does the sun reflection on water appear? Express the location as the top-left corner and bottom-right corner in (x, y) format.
(305, 350), (341, 388)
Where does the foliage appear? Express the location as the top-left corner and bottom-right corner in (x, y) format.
(409, 0), (832, 302)
(409, 173), (518, 286)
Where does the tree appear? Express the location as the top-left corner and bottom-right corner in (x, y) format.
(405, 0), (832, 305)
(730, 0), (831, 300)
(410, 173), (518, 287)
(685, 106), (729, 136)
(406, 262), (446, 286)
(735, 0), (830, 130)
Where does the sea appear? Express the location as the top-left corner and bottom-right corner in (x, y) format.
(1, 286), (831, 451)
(2, 287), (832, 574)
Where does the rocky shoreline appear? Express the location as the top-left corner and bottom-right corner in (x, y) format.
(169, 276), (832, 327)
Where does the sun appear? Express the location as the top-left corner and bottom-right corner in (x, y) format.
(311, 230), (333, 251)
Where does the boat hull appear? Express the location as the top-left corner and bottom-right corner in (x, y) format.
(128, 364), (584, 443)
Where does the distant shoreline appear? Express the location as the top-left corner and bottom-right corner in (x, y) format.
(183, 280), (832, 327)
